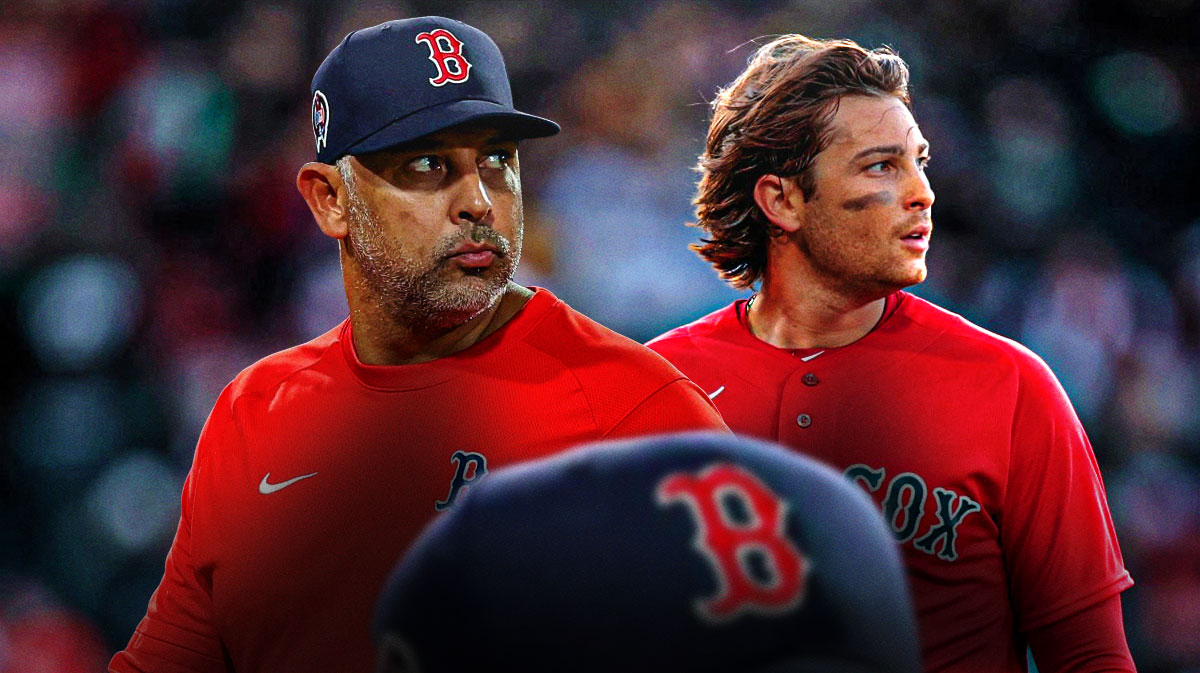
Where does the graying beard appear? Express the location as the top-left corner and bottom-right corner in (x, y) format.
(337, 157), (511, 331)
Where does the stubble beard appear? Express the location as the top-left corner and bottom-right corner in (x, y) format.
(797, 202), (927, 301)
(343, 182), (522, 333)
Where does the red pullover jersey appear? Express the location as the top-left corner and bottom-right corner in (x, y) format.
(647, 292), (1132, 673)
(111, 288), (728, 673)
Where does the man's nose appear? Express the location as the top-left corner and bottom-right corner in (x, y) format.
(452, 173), (493, 225)
(905, 165), (935, 212)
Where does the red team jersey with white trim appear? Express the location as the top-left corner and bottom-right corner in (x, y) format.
(647, 292), (1132, 673)
(111, 288), (728, 673)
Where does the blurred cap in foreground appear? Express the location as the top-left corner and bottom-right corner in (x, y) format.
(375, 432), (919, 673)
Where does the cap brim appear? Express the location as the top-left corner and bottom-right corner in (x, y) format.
(344, 99), (560, 159)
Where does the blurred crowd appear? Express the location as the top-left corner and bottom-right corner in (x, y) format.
(0, 0), (1197, 670)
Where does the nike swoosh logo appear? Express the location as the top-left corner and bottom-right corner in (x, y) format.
(707, 385), (725, 400)
(259, 472), (318, 494)
(800, 351), (825, 362)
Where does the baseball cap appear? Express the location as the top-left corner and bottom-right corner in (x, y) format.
(310, 16), (559, 164)
(374, 432), (920, 673)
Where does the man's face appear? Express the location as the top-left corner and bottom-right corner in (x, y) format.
(793, 94), (934, 297)
(341, 125), (523, 330)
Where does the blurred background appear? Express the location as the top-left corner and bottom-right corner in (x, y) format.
(0, 0), (1196, 670)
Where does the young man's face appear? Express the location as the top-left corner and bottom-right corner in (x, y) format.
(341, 124), (523, 329)
(793, 94), (934, 298)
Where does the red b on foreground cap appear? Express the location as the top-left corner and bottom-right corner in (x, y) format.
(374, 432), (920, 673)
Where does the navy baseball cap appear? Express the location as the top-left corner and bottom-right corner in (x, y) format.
(310, 16), (559, 164)
(374, 433), (919, 673)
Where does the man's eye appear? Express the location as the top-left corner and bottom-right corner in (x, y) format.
(409, 156), (443, 173)
(918, 156), (932, 170)
(480, 151), (511, 170)
(866, 160), (890, 173)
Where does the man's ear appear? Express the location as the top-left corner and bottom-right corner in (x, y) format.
(752, 174), (806, 234)
(297, 161), (350, 240)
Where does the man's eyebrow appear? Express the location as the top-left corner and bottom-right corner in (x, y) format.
(850, 142), (930, 161)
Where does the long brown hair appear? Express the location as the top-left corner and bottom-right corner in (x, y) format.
(693, 35), (912, 288)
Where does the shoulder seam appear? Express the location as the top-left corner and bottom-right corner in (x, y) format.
(519, 332), (600, 435)
(600, 377), (689, 439)
(230, 337), (342, 402)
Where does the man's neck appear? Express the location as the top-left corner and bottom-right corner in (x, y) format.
(350, 282), (533, 365)
(748, 270), (888, 350)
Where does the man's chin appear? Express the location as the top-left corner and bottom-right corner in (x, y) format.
(425, 276), (510, 325)
(890, 261), (927, 289)
(860, 267), (925, 301)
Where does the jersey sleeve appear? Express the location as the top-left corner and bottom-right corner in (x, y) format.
(602, 378), (730, 439)
(1001, 353), (1133, 634)
(1025, 594), (1135, 673)
(109, 389), (234, 673)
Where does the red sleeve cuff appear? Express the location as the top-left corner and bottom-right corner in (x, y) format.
(1026, 593), (1136, 673)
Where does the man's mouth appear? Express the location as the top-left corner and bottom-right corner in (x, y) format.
(446, 240), (504, 268)
(902, 221), (931, 239)
(900, 223), (931, 251)
(451, 250), (497, 267)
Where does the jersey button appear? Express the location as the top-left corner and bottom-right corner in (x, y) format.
(796, 413), (812, 428)
(802, 372), (819, 386)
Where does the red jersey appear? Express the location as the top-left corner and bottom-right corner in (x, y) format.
(111, 288), (728, 673)
(647, 292), (1132, 673)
